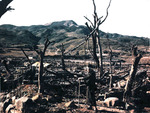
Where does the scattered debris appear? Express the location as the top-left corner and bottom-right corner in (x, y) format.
(64, 101), (77, 108)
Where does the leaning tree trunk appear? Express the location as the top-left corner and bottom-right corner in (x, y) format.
(123, 46), (142, 104)
(21, 48), (32, 68)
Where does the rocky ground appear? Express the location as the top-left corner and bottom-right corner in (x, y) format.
(0, 80), (150, 113)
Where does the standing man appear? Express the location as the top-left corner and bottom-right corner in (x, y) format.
(85, 64), (97, 110)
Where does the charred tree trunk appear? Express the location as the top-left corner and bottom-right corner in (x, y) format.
(97, 34), (104, 76)
(123, 46), (142, 104)
(106, 36), (113, 90)
(85, 22), (100, 70)
(38, 53), (44, 93)
(92, 36), (100, 69)
(33, 39), (52, 94)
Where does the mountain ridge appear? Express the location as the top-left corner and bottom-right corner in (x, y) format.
(0, 20), (149, 55)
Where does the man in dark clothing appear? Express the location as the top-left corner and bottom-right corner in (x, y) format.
(85, 65), (97, 110)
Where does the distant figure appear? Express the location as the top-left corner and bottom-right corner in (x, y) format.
(84, 64), (97, 110)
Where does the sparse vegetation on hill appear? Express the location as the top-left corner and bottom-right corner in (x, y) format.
(0, 20), (149, 55)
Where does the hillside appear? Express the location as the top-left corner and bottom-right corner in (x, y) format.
(0, 28), (39, 47)
(0, 20), (149, 55)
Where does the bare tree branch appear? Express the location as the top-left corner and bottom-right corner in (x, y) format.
(64, 39), (85, 54)
(84, 16), (94, 27)
(34, 48), (41, 55)
(98, 16), (103, 21)
(100, 0), (112, 25)
(85, 22), (92, 32)
(43, 38), (50, 54)
(43, 38), (54, 54)
(21, 48), (32, 66)
(92, 0), (97, 17)
(0, 0), (14, 18)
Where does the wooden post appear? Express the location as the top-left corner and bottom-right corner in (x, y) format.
(61, 43), (66, 71)
(78, 79), (81, 107)
(119, 61), (122, 70)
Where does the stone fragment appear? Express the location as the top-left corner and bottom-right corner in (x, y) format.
(65, 101), (77, 108)
(103, 97), (119, 107)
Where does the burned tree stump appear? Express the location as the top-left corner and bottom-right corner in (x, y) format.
(123, 46), (142, 107)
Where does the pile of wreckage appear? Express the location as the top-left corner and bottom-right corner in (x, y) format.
(0, 47), (150, 113)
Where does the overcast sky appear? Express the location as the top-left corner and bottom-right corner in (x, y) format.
(0, 0), (150, 38)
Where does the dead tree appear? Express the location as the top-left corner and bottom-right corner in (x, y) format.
(33, 38), (52, 93)
(0, 0), (14, 18)
(85, 0), (112, 76)
(123, 46), (142, 105)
